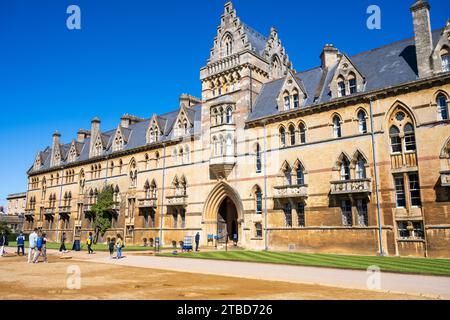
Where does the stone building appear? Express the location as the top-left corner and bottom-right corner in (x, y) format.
(24, 1), (450, 258)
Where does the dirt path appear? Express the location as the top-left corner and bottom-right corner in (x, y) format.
(0, 253), (428, 300)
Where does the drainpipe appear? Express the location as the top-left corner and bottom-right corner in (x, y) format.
(56, 167), (64, 241)
(159, 144), (167, 247)
(263, 121), (269, 251)
(369, 97), (385, 256)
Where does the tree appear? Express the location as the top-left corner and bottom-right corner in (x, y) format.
(0, 221), (11, 235)
(91, 186), (115, 244)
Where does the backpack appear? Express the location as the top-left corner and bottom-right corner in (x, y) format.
(36, 237), (43, 250)
(86, 238), (92, 245)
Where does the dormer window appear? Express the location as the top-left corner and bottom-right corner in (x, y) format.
(349, 77), (357, 94)
(284, 95), (291, 111)
(442, 54), (450, 72)
(338, 80), (346, 97)
(293, 93), (300, 109)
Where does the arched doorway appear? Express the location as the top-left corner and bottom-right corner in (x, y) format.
(217, 197), (239, 243)
(202, 182), (244, 246)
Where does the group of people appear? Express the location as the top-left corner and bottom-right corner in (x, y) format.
(107, 234), (124, 259)
(27, 228), (48, 263)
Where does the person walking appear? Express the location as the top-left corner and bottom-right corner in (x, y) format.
(16, 232), (26, 256)
(108, 237), (116, 259)
(0, 231), (7, 257)
(59, 232), (68, 253)
(115, 234), (123, 260)
(41, 233), (48, 263)
(86, 232), (94, 254)
(28, 228), (38, 263)
(195, 232), (200, 252)
(33, 231), (44, 263)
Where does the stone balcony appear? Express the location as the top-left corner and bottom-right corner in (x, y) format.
(273, 185), (308, 199)
(210, 155), (236, 180)
(138, 198), (158, 209)
(44, 207), (56, 216)
(166, 195), (188, 207)
(330, 179), (372, 195)
(24, 209), (35, 217)
(58, 205), (71, 214)
(441, 170), (450, 187)
(83, 203), (94, 213)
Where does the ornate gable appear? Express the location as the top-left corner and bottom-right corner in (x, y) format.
(112, 125), (125, 152)
(92, 132), (104, 157)
(147, 114), (163, 144)
(208, 2), (267, 64)
(67, 141), (78, 163)
(330, 54), (365, 98)
(34, 152), (43, 171)
(264, 27), (293, 80)
(431, 20), (450, 73)
(51, 144), (62, 167)
(173, 105), (193, 138)
(277, 70), (307, 111)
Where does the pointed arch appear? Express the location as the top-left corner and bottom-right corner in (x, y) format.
(384, 100), (418, 130)
(202, 182), (245, 223)
(440, 136), (450, 158)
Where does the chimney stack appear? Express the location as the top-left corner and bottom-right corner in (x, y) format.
(320, 44), (339, 70)
(77, 129), (90, 143)
(179, 94), (202, 108)
(89, 117), (101, 157)
(411, 0), (433, 78)
(52, 130), (61, 148)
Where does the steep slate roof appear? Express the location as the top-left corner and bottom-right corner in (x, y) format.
(29, 104), (202, 174)
(242, 22), (268, 56)
(248, 28), (444, 121)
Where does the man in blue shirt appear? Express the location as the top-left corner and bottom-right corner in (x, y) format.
(16, 232), (26, 256)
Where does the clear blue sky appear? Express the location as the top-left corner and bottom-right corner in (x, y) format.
(0, 0), (449, 208)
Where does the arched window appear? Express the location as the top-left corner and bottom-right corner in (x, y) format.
(279, 127), (286, 147)
(437, 94), (449, 120)
(226, 107), (233, 124)
(289, 125), (296, 146)
(404, 123), (416, 152)
(390, 126), (402, 153)
(349, 73), (357, 94)
(179, 147), (184, 164)
(293, 89), (300, 109)
(272, 55), (282, 79)
(284, 203), (293, 227)
(340, 156), (351, 181)
(255, 187), (263, 214)
(337, 76), (346, 97)
(226, 135), (233, 156)
(212, 136), (219, 156)
(442, 53), (450, 72)
(333, 116), (342, 138)
(223, 34), (233, 57)
(296, 164), (305, 185)
(356, 155), (367, 179)
(284, 93), (291, 111)
(358, 110), (368, 134)
(256, 143), (262, 173)
(284, 166), (292, 185)
(299, 122), (306, 144)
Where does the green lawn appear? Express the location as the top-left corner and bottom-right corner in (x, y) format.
(8, 242), (155, 252)
(158, 251), (450, 277)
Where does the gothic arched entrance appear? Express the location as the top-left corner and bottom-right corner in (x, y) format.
(217, 197), (239, 243)
(202, 182), (244, 246)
